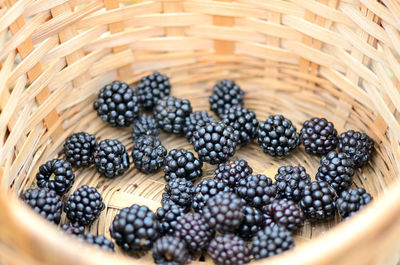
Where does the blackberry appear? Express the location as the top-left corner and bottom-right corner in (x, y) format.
(192, 122), (239, 165)
(262, 211), (277, 228)
(109, 204), (159, 253)
(236, 206), (263, 240)
(61, 223), (85, 236)
(300, 117), (338, 155)
(192, 178), (231, 214)
(153, 236), (189, 265)
(131, 114), (159, 142)
(174, 213), (214, 252)
(257, 115), (299, 157)
(82, 233), (115, 252)
(165, 178), (195, 208)
(209, 80), (245, 117)
(275, 165), (311, 203)
(136, 71), (171, 109)
(163, 149), (203, 182)
(338, 130), (374, 168)
(94, 139), (130, 178)
(336, 188), (373, 219)
(300, 181), (337, 221)
(263, 199), (304, 232)
(156, 203), (185, 235)
(316, 151), (355, 193)
(220, 106), (258, 145)
(22, 187), (62, 224)
(161, 193), (190, 213)
(63, 132), (97, 167)
(63, 185), (105, 226)
(36, 159), (75, 196)
(153, 96), (192, 134)
(215, 160), (253, 187)
(208, 234), (250, 265)
(251, 225), (295, 260)
(132, 135), (167, 173)
(93, 80), (140, 127)
(183, 111), (215, 141)
(203, 192), (244, 233)
(237, 174), (277, 208)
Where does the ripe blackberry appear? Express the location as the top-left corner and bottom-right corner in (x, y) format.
(163, 149), (203, 182)
(215, 160), (253, 187)
(262, 211), (277, 228)
(192, 178), (231, 214)
(36, 159), (75, 196)
(131, 114), (159, 142)
(165, 178), (195, 208)
(156, 202), (185, 235)
(136, 71), (171, 109)
(316, 151), (355, 193)
(257, 115), (299, 157)
(263, 199), (304, 232)
(64, 185), (105, 226)
(174, 213), (214, 252)
(251, 225), (295, 260)
(338, 130), (374, 168)
(93, 80), (140, 127)
(300, 181), (337, 221)
(153, 236), (189, 265)
(192, 122), (239, 165)
(275, 165), (311, 203)
(64, 132), (97, 167)
(109, 204), (159, 253)
(61, 223), (85, 236)
(237, 174), (277, 208)
(161, 193), (190, 213)
(132, 135), (167, 173)
(300, 117), (338, 155)
(183, 111), (215, 141)
(208, 234), (250, 265)
(209, 80), (245, 117)
(94, 139), (130, 178)
(236, 206), (263, 240)
(153, 96), (192, 134)
(203, 192), (244, 233)
(336, 188), (373, 219)
(82, 233), (115, 252)
(22, 187), (62, 224)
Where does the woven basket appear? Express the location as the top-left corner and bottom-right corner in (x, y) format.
(1, 0), (400, 264)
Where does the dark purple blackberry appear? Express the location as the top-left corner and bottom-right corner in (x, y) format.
(237, 174), (277, 208)
(153, 96), (192, 134)
(208, 234), (250, 265)
(316, 151), (355, 193)
(174, 213), (214, 253)
(93, 80), (140, 127)
(82, 233), (114, 252)
(165, 178), (195, 208)
(192, 178), (231, 214)
(203, 192), (244, 233)
(300, 117), (338, 155)
(36, 159), (75, 196)
(338, 130), (374, 168)
(215, 160), (253, 187)
(63, 185), (105, 226)
(263, 199), (304, 232)
(135, 71), (171, 109)
(251, 225), (295, 260)
(109, 204), (159, 253)
(163, 149), (203, 182)
(132, 135), (167, 174)
(156, 202), (185, 235)
(61, 222), (85, 236)
(262, 212), (277, 228)
(153, 236), (189, 265)
(209, 80), (245, 117)
(300, 181), (337, 221)
(275, 165), (311, 203)
(94, 139), (130, 178)
(236, 206), (263, 240)
(22, 187), (62, 224)
(161, 193), (190, 213)
(336, 188), (373, 219)
(257, 115), (299, 157)
(131, 114), (159, 142)
(63, 132), (97, 167)
(183, 111), (215, 141)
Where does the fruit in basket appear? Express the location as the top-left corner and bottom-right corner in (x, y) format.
(336, 187), (373, 219)
(61, 222), (85, 236)
(152, 236), (189, 265)
(132, 135), (167, 174)
(163, 149), (203, 182)
(275, 165), (311, 203)
(236, 205), (264, 241)
(165, 178), (195, 208)
(63, 132), (97, 167)
(192, 178), (232, 214)
(81, 233), (115, 252)
(183, 111), (215, 141)
(209, 80), (245, 117)
(156, 202), (185, 235)
(263, 198), (304, 232)
(338, 130), (374, 168)
(94, 139), (130, 178)
(237, 174), (277, 208)
(131, 114), (159, 142)
(208, 234), (250, 265)
(214, 160), (253, 188)
(36, 159), (75, 196)
(135, 71), (171, 109)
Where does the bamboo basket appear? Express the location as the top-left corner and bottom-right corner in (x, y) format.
(1, 0), (400, 264)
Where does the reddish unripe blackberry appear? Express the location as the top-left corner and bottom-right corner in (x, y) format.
(275, 165), (311, 203)
(237, 174), (277, 208)
(236, 205), (264, 240)
(338, 130), (374, 168)
(135, 71), (171, 109)
(208, 234), (250, 265)
(214, 160), (253, 188)
(64, 132), (97, 167)
(153, 236), (189, 265)
(263, 199), (305, 232)
(209, 79), (245, 117)
(192, 178), (232, 214)
(165, 178), (195, 208)
(156, 202), (185, 235)
(163, 149), (203, 182)
(300, 117), (338, 155)
(36, 159), (75, 196)
(183, 111), (215, 141)
(336, 188), (373, 219)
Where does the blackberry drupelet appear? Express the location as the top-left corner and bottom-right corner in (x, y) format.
(263, 199), (304, 232)
(61, 223), (85, 236)
(336, 188), (373, 219)
(136, 71), (171, 109)
(109, 204), (159, 253)
(209, 80), (245, 117)
(236, 205), (264, 240)
(237, 174), (277, 208)
(132, 135), (167, 173)
(36, 159), (75, 196)
(192, 178), (231, 214)
(300, 117), (338, 155)
(163, 149), (203, 182)
(257, 115), (300, 157)
(64, 132), (97, 167)
(262, 211), (277, 228)
(23, 187), (62, 224)
(275, 165), (311, 203)
(300, 181), (337, 221)
(93, 80), (140, 127)
(165, 178), (195, 208)
(131, 114), (159, 142)
(82, 233), (115, 252)
(316, 151), (355, 193)
(338, 130), (374, 168)
(161, 193), (191, 213)
(153, 96), (192, 134)
(214, 160), (253, 187)
(156, 202), (185, 235)
(153, 236), (189, 265)
(64, 185), (105, 226)
(208, 234), (250, 265)
(183, 111), (215, 141)
(94, 139), (130, 178)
